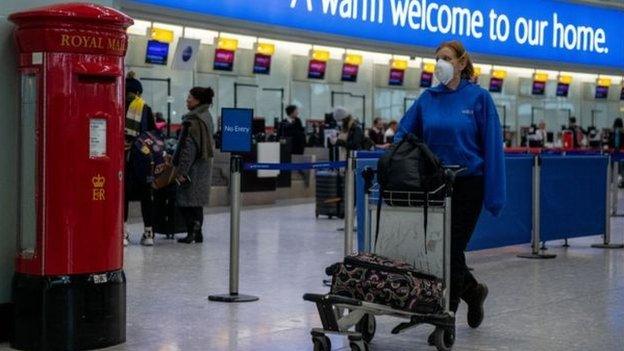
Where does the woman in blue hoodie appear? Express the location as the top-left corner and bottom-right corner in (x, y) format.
(395, 41), (506, 338)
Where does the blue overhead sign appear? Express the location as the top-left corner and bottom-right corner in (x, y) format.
(133, 0), (624, 70)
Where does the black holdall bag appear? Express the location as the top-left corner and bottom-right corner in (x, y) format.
(375, 133), (449, 241)
(377, 133), (448, 202)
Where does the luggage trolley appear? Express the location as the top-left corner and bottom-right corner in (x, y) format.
(304, 167), (462, 351)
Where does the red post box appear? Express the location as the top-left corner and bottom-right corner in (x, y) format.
(8, 4), (132, 350)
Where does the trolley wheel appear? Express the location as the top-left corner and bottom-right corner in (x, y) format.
(349, 340), (369, 351)
(432, 326), (455, 351)
(311, 334), (331, 351)
(355, 314), (376, 343)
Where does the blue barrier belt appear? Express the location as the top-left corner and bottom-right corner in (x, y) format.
(244, 161), (347, 171)
(356, 150), (385, 159)
(612, 152), (624, 162)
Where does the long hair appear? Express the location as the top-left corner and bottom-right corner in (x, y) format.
(435, 40), (475, 80)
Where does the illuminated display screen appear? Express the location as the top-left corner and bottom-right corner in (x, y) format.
(341, 63), (359, 82)
(556, 83), (570, 97)
(532, 80), (546, 95)
(389, 68), (405, 86)
(145, 40), (169, 65)
(308, 60), (327, 80)
(214, 49), (235, 71)
(253, 53), (272, 74)
(489, 77), (504, 93)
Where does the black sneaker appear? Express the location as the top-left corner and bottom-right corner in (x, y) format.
(464, 283), (488, 328)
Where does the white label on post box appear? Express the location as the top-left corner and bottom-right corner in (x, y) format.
(32, 52), (42, 65)
(90, 119), (107, 158)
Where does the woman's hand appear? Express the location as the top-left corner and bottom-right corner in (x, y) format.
(175, 174), (190, 186)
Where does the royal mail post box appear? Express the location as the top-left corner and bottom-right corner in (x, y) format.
(9, 4), (133, 350)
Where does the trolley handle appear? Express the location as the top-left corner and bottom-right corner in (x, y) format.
(443, 165), (467, 194)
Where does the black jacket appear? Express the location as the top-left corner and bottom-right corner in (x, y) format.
(279, 117), (307, 154)
(368, 128), (385, 145)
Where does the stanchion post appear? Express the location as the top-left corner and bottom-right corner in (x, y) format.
(209, 155), (259, 302)
(518, 155), (556, 259)
(344, 151), (356, 256)
(611, 158), (619, 216)
(592, 155), (624, 249)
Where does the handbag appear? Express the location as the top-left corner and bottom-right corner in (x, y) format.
(152, 158), (176, 190)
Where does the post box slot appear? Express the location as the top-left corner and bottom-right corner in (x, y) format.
(77, 74), (117, 85)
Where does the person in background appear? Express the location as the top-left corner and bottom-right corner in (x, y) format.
(528, 120), (547, 147)
(279, 105), (307, 155)
(332, 106), (371, 151)
(124, 71), (156, 246)
(395, 40), (505, 343)
(384, 120), (398, 143)
(567, 117), (586, 148)
(368, 117), (386, 145)
(610, 118), (624, 150)
(535, 120), (548, 144)
(307, 123), (324, 147)
(154, 112), (167, 134)
(612, 118), (624, 187)
(175, 87), (215, 244)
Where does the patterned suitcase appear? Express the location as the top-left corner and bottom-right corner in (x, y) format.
(327, 252), (444, 314)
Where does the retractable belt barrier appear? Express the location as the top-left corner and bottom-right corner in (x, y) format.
(244, 161), (346, 171)
(355, 151), (623, 256)
(245, 158), (355, 256)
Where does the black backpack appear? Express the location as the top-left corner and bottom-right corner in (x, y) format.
(374, 133), (449, 248)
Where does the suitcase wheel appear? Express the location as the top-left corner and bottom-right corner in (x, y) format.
(311, 333), (331, 351)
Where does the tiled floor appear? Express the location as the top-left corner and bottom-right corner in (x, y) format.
(3, 200), (624, 351)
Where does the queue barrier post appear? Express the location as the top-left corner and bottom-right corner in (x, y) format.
(610, 157), (623, 217)
(209, 155), (260, 303)
(518, 155), (557, 259)
(344, 151), (356, 256)
(592, 155), (624, 249)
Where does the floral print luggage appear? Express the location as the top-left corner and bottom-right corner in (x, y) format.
(327, 252), (444, 314)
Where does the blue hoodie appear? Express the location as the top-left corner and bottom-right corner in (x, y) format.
(395, 80), (506, 217)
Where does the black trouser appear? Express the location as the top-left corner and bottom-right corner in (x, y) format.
(124, 182), (154, 228)
(178, 207), (204, 233)
(449, 176), (484, 312)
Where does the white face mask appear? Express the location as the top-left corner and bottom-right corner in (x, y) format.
(434, 59), (455, 86)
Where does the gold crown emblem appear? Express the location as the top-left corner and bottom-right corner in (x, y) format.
(92, 174), (105, 188)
